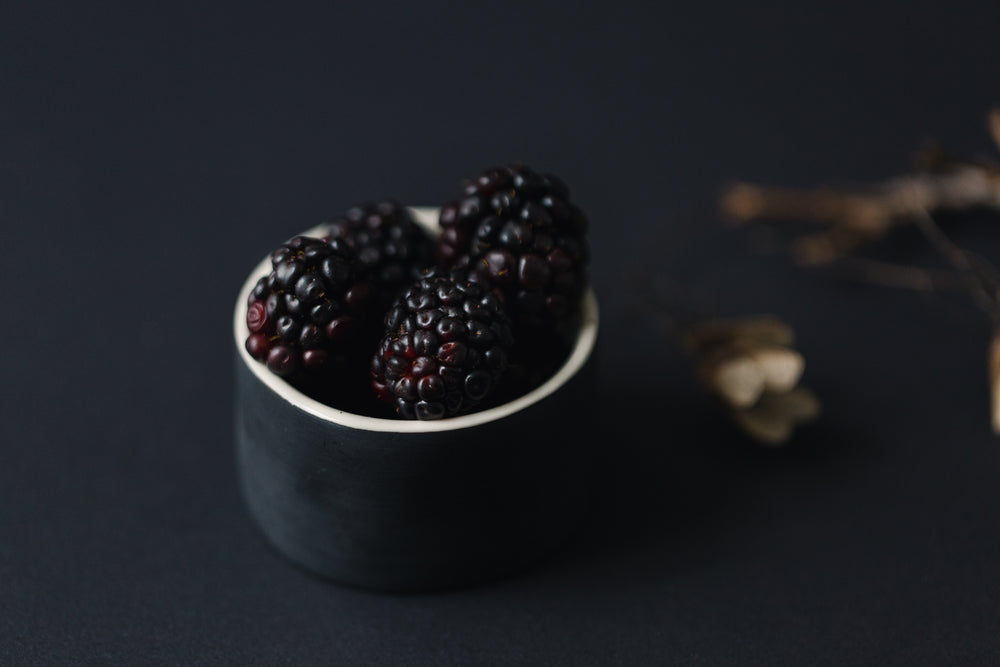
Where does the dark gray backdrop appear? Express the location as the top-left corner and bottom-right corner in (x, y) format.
(4, 1), (1000, 664)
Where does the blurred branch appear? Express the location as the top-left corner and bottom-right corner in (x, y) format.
(720, 108), (1000, 267)
(718, 106), (1000, 434)
(720, 164), (1000, 265)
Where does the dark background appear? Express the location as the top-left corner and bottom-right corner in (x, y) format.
(4, 1), (1000, 664)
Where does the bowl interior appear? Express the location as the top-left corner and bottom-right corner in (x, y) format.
(233, 206), (599, 433)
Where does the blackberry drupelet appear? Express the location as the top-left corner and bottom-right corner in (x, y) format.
(245, 236), (374, 378)
(437, 163), (590, 333)
(370, 268), (514, 420)
(323, 200), (435, 298)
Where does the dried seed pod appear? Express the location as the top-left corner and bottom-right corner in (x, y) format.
(684, 315), (818, 445)
(730, 387), (822, 447)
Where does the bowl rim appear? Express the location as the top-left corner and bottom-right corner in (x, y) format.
(233, 206), (599, 433)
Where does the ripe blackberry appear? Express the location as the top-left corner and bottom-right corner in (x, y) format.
(323, 199), (435, 297)
(245, 235), (375, 377)
(370, 268), (514, 420)
(437, 163), (590, 333)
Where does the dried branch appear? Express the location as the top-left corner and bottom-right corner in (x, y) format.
(720, 155), (1000, 266)
(719, 106), (1000, 434)
(991, 335), (1000, 434)
(908, 208), (1000, 322)
(833, 256), (970, 293)
(989, 108), (1000, 154)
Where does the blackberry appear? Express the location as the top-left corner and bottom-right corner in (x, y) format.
(437, 163), (590, 333)
(323, 199), (435, 297)
(370, 268), (514, 420)
(245, 236), (375, 377)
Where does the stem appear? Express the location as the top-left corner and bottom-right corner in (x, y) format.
(989, 107), (1000, 155)
(834, 256), (970, 293)
(910, 208), (1000, 323)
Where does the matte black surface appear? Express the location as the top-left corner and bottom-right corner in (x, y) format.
(4, 1), (1000, 664)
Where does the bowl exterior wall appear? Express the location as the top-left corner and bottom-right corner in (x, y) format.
(234, 351), (600, 592)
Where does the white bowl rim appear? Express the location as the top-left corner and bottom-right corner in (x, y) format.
(233, 206), (599, 433)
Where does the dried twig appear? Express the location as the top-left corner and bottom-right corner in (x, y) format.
(719, 109), (1000, 267)
(989, 108), (1000, 153)
(833, 256), (970, 293)
(908, 207), (1000, 322)
(719, 107), (1000, 433)
(721, 166), (1000, 265)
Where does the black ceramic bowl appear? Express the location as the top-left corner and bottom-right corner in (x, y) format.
(233, 207), (601, 593)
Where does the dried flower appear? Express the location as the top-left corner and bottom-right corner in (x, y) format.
(680, 315), (821, 446)
(718, 107), (1000, 434)
(637, 278), (821, 446)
